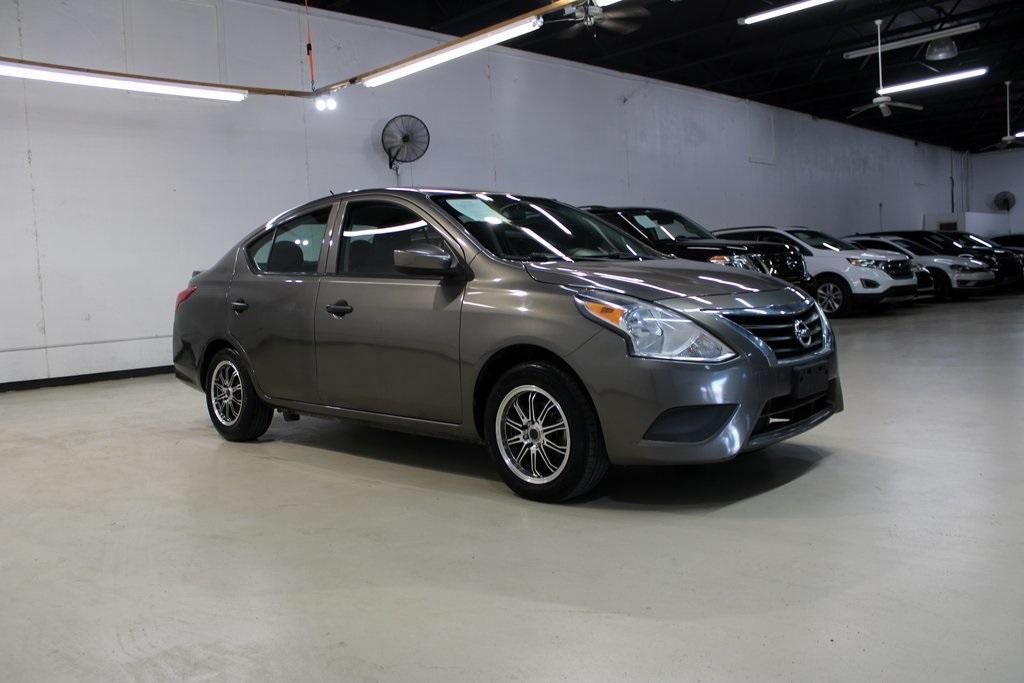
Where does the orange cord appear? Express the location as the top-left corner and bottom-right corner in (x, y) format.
(304, 0), (315, 90)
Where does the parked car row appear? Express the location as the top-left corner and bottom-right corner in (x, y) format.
(172, 187), (1021, 501)
(578, 206), (1023, 316)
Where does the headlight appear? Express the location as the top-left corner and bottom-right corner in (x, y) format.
(708, 254), (759, 271)
(574, 291), (736, 362)
(951, 264), (978, 273)
(847, 257), (883, 269)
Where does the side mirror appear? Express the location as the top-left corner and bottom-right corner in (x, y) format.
(393, 243), (460, 276)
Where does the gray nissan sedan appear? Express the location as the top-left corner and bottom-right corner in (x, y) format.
(173, 188), (842, 501)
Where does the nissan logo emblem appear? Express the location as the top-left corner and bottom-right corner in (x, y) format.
(793, 320), (813, 348)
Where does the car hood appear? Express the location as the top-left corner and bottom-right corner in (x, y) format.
(919, 255), (988, 268)
(525, 259), (787, 302)
(655, 239), (791, 256)
(833, 249), (907, 262)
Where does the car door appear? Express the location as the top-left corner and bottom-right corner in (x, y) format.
(314, 198), (465, 423)
(227, 204), (336, 403)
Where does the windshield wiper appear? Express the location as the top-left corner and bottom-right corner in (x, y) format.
(574, 253), (643, 261)
(503, 253), (565, 262)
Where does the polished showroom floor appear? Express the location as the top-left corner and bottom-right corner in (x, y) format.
(1, 295), (1022, 681)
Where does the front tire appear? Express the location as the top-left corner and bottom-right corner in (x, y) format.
(815, 275), (852, 317)
(930, 268), (953, 301)
(484, 362), (608, 502)
(205, 349), (273, 442)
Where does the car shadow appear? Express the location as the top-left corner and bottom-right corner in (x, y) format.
(576, 442), (829, 510)
(266, 419), (828, 510)
(266, 419), (502, 482)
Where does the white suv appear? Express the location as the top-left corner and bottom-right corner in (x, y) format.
(714, 226), (916, 315)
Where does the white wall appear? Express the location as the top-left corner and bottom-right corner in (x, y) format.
(969, 149), (1024, 234)
(1, 0), (964, 383)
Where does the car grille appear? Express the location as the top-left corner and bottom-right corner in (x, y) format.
(881, 259), (913, 279)
(721, 305), (824, 360)
(755, 252), (806, 283)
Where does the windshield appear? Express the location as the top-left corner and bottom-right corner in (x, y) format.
(432, 194), (663, 262)
(786, 228), (857, 251)
(889, 237), (937, 256)
(961, 233), (997, 249)
(615, 209), (715, 241)
(918, 232), (970, 251)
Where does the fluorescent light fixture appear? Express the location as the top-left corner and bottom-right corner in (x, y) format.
(877, 67), (988, 95)
(362, 15), (543, 87)
(1017, 131), (1024, 138)
(0, 59), (247, 101)
(738, 0), (839, 26)
(843, 22), (981, 60)
(594, 0), (623, 5)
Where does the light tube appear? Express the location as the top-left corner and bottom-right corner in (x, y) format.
(1016, 131), (1024, 138)
(877, 67), (988, 95)
(363, 16), (543, 88)
(738, 0), (840, 26)
(0, 59), (247, 101)
(594, 0), (623, 5)
(843, 22), (981, 60)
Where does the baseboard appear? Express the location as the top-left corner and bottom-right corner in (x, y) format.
(0, 365), (173, 393)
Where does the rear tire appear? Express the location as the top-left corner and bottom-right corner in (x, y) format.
(484, 362), (608, 502)
(205, 348), (273, 442)
(815, 275), (852, 317)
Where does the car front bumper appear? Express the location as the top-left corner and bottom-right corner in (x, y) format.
(567, 295), (842, 466)
(952, 270), (997, 291)
(850, 283), (917, 307)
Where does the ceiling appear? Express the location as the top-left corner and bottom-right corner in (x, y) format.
(285, 0), (1024, 152)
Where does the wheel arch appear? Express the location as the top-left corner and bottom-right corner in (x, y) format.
(471, 344), (597, 440)
(199, 339), (238, 388)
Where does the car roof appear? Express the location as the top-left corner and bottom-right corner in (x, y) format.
(582, 206), (674, 213)
(320, 187), (532, 201)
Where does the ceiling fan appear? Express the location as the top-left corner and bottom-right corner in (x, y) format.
(547, 0), (650, 39)
(849, 19), (924, 119)
(980, 81), (1023, 151)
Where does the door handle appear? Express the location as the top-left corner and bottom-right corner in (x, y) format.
(326, 301), (354, 317)
(230, 299), (249, 313)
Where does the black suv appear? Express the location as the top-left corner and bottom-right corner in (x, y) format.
(861, 230), (1023, 290)
(584, 206), (812, 290)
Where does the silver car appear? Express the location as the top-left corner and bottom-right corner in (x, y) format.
(173, 189), (842, 501)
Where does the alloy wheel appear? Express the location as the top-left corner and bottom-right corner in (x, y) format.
(495, 385), (571, 484)
(817, 282), (844, 314)
(210, 360), (243, 426)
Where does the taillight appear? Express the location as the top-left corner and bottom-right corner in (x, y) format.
(175, 286), (198, 309)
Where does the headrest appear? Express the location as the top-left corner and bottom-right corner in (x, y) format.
(268, 240), (305, 272)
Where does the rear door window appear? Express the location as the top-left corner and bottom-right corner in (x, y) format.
(248, 208), (331, 274)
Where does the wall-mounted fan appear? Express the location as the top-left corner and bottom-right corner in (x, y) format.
(849, 20), (924, 119)
(547, 1), (650, 39)
(980, 81), (1023, 151)
(381, 114), (430, 170)
(994, 191), (1016, 212)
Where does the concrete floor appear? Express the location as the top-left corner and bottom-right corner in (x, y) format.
(1, 296), (1022, 681)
